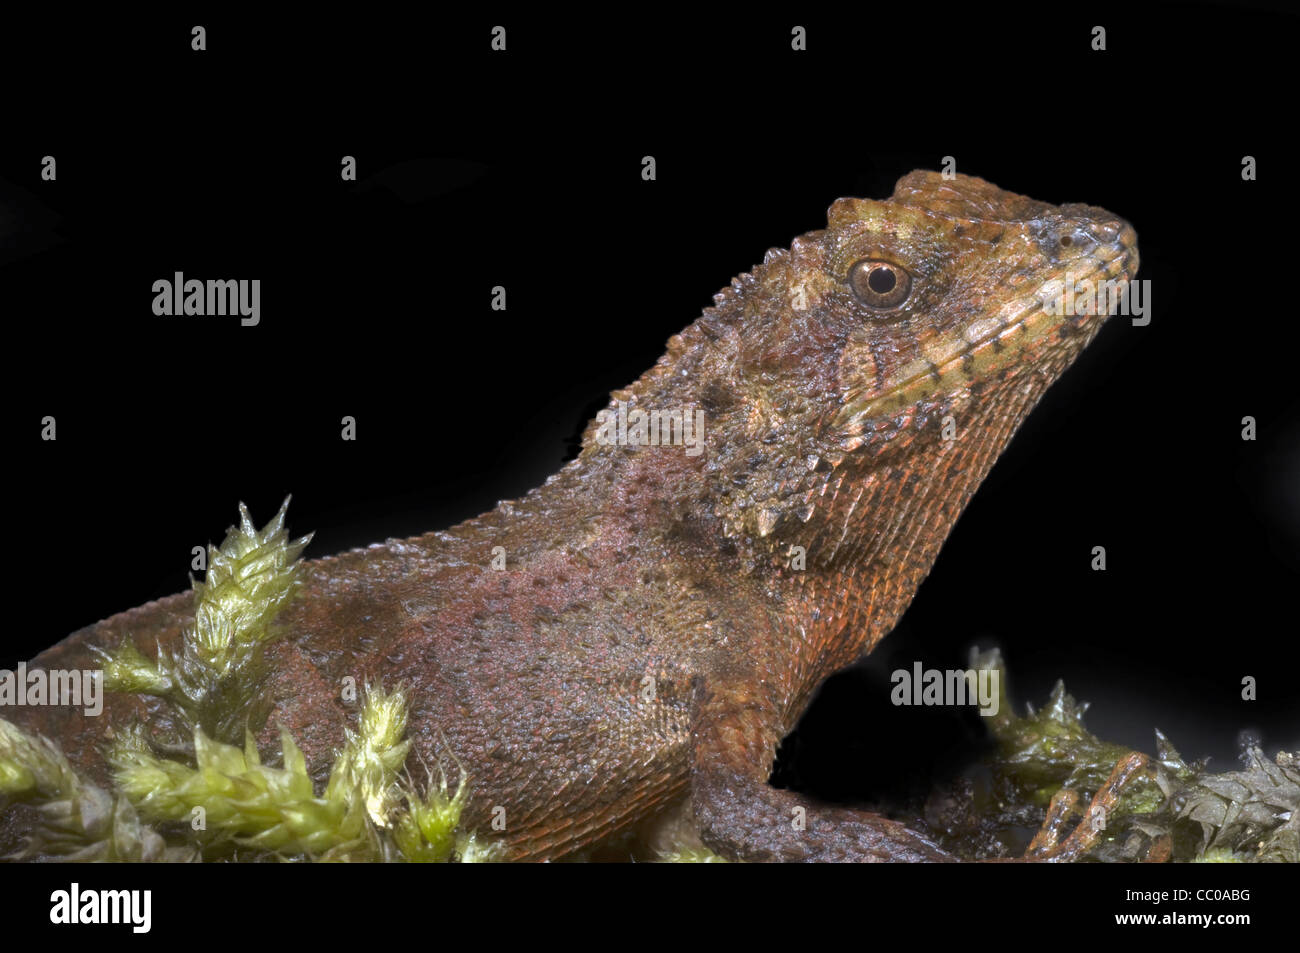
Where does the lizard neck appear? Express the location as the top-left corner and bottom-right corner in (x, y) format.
(557, 251), (1099, 708)
(771, 370), (1059, 683)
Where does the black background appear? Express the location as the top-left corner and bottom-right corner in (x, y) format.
(2, 4), (1297, 839)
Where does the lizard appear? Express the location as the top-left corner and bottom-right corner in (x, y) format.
(1, 170), (1138, 862)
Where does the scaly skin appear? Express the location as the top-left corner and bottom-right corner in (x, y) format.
(2, 171), (1138, 861)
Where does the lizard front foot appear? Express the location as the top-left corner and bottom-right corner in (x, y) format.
(1021, 751), (1151, 862)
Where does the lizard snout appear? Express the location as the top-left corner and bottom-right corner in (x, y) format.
(1060, 210), (1140, 278)
(1101, 217), (1140, 278)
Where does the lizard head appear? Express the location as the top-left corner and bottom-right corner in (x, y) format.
(586, 171), (1138, 577)
(817, 171), (1138, 445)
(741, 170), (1139, 451)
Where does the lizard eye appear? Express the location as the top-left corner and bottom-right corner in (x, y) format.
(848, 259), (912, 310)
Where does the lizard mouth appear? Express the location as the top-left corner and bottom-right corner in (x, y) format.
(833, 224), (1139, 438)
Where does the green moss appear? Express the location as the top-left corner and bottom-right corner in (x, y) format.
(107, 692), (392, 859)
(2, 500), (495, 863)
(922, 648), (1299, 863)
(1194, 848), (1243, 863)
(393, 762), (495, 863)
(1, 718), (192, 861)
(93, 498), (311, 747)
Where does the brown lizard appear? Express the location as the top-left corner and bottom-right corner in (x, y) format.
(1, 171), (1138, 861)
